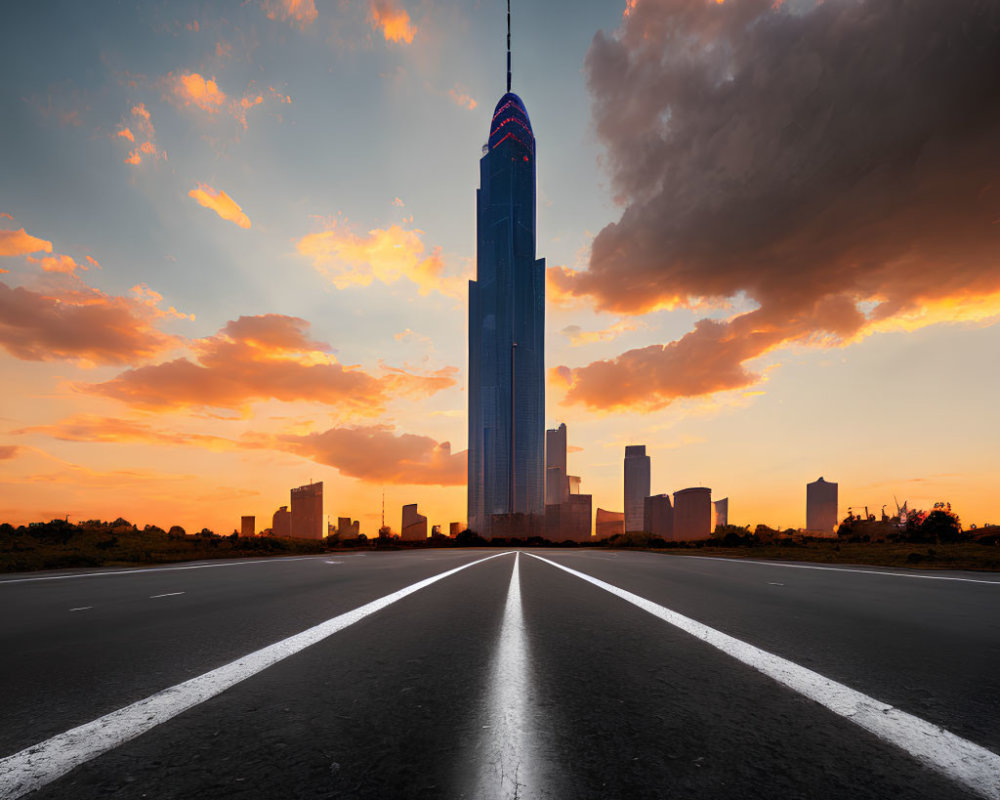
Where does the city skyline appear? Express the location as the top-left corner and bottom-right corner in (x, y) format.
(2, 0), (1000, 534)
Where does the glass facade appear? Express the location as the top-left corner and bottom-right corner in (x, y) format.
(468, 92), (545, 536)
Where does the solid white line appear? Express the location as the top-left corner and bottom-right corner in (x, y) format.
(0, 556), (329, 585)
(527, 553), (1000, 800)
(68, 607), (91, 612)
(477, 552), (534, 799)
(149, 592), (184, 599)
(0, 551), (512, 800)
(656, 553), (1000, 585)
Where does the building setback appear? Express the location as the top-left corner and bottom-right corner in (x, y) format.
(401, 504), (428, 541)
(673, 487), (712, 541)
(624, 445), (651, 533)
(290, 482), (323, 540)
(644, 494), (674, 540)
(806, 477), (839, 533)
(467, 30), (545, 537)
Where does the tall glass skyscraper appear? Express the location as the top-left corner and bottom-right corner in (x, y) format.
(467, 26), (545, 536)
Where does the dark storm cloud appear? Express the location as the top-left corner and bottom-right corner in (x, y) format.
(554, 0), (1000, 410)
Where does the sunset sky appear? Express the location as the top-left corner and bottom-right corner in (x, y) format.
(2, 0), (998, 535)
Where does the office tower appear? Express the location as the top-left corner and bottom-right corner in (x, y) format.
(595, 508), (625, 539)
(714, 498), (729, 529)
(673, 487), (712, 540)
(272, 505), (291, 537)
(545, 493), (592, 542)
(449, 522), (462, 537)
(807, 477), (839, 532)
(644, 494), (674, 539)
(401, 504), (428, 541)
(624, 445), (651, 532)
(290, 481), (323, 540)
(545, 424), (568, 505)
(567, 475), (581, 495)
(240, 516), (255, 537)
(467, 8), (545, 537)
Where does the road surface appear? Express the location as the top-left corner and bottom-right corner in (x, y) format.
(1, 549), (998, 799)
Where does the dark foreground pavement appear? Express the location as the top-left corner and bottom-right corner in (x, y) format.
(1, 549), (998, 799)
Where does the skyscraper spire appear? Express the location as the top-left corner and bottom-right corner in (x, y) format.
(506, 0), (511, 93)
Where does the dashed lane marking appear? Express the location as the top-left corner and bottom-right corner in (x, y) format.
(149, 592), (184, 599)
(68, 607), (91, 612)
(0, 552), (512, 800)
(528, 552), (1000, 800)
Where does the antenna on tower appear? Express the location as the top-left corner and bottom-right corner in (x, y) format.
(506, 0), (511, 93)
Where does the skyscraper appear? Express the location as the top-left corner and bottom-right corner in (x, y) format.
(467, 5), (545, 536)
(806, 477), (838, 532)
(545, 423), (568, 505)
(623, 445), (651, 532)
(290, 481), (323, 540)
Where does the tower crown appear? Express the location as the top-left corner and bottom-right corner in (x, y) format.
(488, 92), (534, 154)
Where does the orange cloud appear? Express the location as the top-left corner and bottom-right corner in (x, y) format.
(172, 72), (227, 112)
(85, 314), (456, 413)
(14, 415), (235, 451)
(561, 319), (640, 346)
(0, 228), (53, 257)
(276, 424), (465, 485)
(0, 445), (20, 460)
(26, 254), (84, 274)
(85, 256), (100, 269)
(262, 0), (318, 28)
(0, 280), (178, 366)
(120, 103), (165, 166)
(130, 284), (195, 321)
(370, 0), (416, 43)
(0, 213), (13, 221)
(188, 183), (251, 229)
(448, 88), (477, 110)
(296, 218), (464, 298)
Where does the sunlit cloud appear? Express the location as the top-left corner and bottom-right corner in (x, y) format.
(448, 87), (477, 111)
(0, 446), (20, 460)
(0, 280), (179, 366)
(15, 415), (235, 452)
(166, 73), (290, 131)
(172, 72), (226, 112)
(130, 284), (195, 321)
(85, 314), (456, 414)
(296, 218), (466, 299)
(188, 183), (251, 229)
(274, 424), (465, 486)
(26, 254), (85, 274)
(561, 318), (641, 347)
(0, 227), (53, 257)
(119, 103), (165, 166)
(553, 0), (1000, 411)
(262, 0), (318, 29)
(369, 0), (416, 44)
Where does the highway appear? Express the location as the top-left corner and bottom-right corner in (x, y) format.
(1, 549), (998, 799)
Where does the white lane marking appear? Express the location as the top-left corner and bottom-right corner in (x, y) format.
(652, 553), (1000, 585)
(68, 607), (91, 612)
(149, 592), (184, 599)
(767, 582), (785, 586)
(477, 552), (535, 799)
(0, 552), (512, 800)
(527, 553), (1000, 800)
(0, 556), (331, 585)
(324, 560), (342, 565)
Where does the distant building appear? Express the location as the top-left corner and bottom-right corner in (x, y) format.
(545, 424), (568, 505)
(431, 524), (442, 536)
(449, 522), (462, 537)
(290, 482), (323, 539)
(644, 494), (673, 539)
(272, 505), (291, 537)
(336, 517), (360, 538)
(401, 504), (427, 541)
(595, 508), (625, 539)
(624, 445), (651, 532)
(567, 475), (581, 495)
(807, 477), (838, 533)
(546, 494), (592, 542)
(674, 487), (712, 540)
(713, 498), (729, 529)
(240, 515), (255, 538)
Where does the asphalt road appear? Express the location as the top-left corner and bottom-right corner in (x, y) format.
(1, 549), (998, 799)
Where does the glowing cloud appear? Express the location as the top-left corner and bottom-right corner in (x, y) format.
(370, 0), (416, 44)
(26, 254), (84, 274)
(0, 228), (53, 257)
(188, 183), (251, 229)
(277, 424), (465, 485)
(120, 103), (165, 166)
(448, 88), (477, 110)
(15, 415), (234, 451)
(262, 0), (318, 28)
(561, 319), (640, 346)
(0, 281), (178, 366)
(554, 0), (1000, 411)
(86, 314), (456, 413)
(296, 219), (464, 298)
